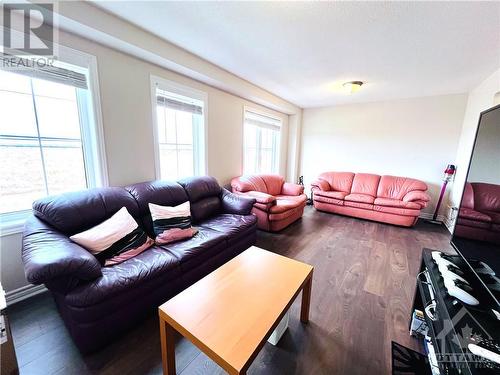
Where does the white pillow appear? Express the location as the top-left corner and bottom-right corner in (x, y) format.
(70, 207), (153, 266)
(149, 201), (197, 245)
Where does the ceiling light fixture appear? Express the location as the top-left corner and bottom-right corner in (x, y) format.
(343, 81), (364, 94)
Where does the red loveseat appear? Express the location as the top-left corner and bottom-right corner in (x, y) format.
(231, 174), (307, 232)
(454, 182), (500, 244)
(311, 172), (430, 227)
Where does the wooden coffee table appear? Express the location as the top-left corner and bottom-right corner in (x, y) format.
(158, 246), (314, 374)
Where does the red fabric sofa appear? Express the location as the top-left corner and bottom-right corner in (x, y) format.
(311, 172), (430, 227)
(454, 182), (500, 244)
(231, 174), (307, 232)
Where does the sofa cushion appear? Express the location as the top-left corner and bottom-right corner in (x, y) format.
(198, 214), (257, 245)
(472, 183), (500, 213)
(344, 201), (374, 210)
(314, 195), (344, 206)
(484, 211), (500, 224)
(459, 208), (492, 223)
(314, 190), (348, 200)
(125, 180), (188, 236)
(345, 193), (375, 204)
(373, 205), (420, 217)
(178, 176), (222, 223)
(350, 173), (380, 196)
(269, 195), (307, 214)
(281, 182), (304, 196)
(374, 197), (421, 209)
(65, 246), (180, 307)
(231, 174), (284, 196)
(260, 175), (285, 196)
(318, 172), (354, 193)
(33, 187), (140, 236)
(376, 175), (428, 200)
(457, 218), (492, 229)
(160, 226), (226, 271)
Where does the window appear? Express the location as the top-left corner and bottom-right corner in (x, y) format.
(151, 77), (207, 180)
(0, 56), (106, 221)
(243, 108), (282, 174)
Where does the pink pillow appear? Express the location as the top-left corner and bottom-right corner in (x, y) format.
(155, 227), (198, 245)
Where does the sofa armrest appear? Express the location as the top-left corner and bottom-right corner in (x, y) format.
(235, 190), (276, 205)
(403, 191), (431, 208)
(22, 216), (102, 292)
(221, 188), (256, 215)
(311, 179), (330, 191)
(282, 182), (304, 196)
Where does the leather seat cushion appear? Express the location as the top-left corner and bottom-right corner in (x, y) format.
(313, 195), (344, 206)
(483, 210), (500, 224)
(345, 193), (375, 204)
(344, 201), (374, 210)
(459, 208), (492, 223)
(160, 226), (226, 271)
(198, 214), (257, 245)
(457, 218), (491, 229)
(314, 190), (348, 200)
(65, 246), (180, 307)
(374, 197), (420, 209)
(373, 205), (420, 217)
(269, 195), (307, 214)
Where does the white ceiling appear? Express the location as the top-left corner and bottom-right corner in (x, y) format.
(92, 1), (500, 108)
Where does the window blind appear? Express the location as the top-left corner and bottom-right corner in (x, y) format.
(1, 55), (88, 89)
(244, 110), (281, 131)
(157, 94), (203, 115)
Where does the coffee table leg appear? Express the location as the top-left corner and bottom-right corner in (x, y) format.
(300, 274), (313, 323)
(159, 317), (176, 375)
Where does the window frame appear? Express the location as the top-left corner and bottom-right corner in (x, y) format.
(150, 75), (208, 180)
(242, 106), (283, 175)
(0, 43), (108, 235)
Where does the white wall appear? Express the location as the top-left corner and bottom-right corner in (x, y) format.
(0, 27), (298, 295)
(71, 32), (291, 186)
(300, 94), (468, 216)
(450, 69), (500, 208)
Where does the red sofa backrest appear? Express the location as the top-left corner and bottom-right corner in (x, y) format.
(350, 173), (381, 196)
(377, 175), (428, 200)
(471, 182), (500, 213)
(318, 172), (354, 193)
(231, 174), (284, 196)
(317, 172), (428, 198)
(461, 183), (475, 209)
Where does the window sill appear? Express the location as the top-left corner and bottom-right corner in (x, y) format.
(0, 210), (30, 236)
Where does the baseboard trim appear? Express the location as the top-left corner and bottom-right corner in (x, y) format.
(6, 284), (47, 306)
(419, 212), (445, 221)
(419, 213), (454, 234)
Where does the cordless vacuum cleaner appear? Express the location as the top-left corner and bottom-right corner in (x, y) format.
(428, 164), (456, 225)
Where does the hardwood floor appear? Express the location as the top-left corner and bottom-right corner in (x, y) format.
(7, 206), (454, 375)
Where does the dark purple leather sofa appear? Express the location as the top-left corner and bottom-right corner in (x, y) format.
(22, 176), (257, 353)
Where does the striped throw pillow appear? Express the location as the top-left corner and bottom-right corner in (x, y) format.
(70, 207), (154, 266)
(149, 201), (198, 245)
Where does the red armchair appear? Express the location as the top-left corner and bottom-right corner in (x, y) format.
(231, 174), (307, 232)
